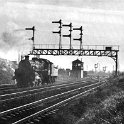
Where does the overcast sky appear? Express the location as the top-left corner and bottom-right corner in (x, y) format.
(0, 0), (124, 72)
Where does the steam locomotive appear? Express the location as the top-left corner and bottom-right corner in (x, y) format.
(13, 56), (58, 88)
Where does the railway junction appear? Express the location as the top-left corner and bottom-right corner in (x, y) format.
(0, 78), (106, 124)
(0, 20), (120, 124)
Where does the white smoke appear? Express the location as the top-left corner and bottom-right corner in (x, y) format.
(0, 22), (32, 60)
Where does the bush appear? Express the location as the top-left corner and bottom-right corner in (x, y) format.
(42, 74), (124, 124)
(0, 60), (14, 85)
(77, 91), (124, 124)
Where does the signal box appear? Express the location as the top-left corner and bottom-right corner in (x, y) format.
(72, 59), (84, 79)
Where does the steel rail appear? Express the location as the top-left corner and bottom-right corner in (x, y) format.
(0, 80), (73, 95)
(0, 81), (100, 116)
(0, 81), (90, 112)
(0, 79), (86, 100)
(0, 81), (105, 124)
(12, 82), (105, 124)
(0, 81), (88, 108)
(0, 79), (100, 113)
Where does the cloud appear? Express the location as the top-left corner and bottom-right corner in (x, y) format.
(5, 2), (124, 25)
(0, 1), (123, 71)
(7, 0), (124, 11)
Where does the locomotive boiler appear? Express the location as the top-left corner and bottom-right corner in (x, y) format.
(14, 56), (58, 88)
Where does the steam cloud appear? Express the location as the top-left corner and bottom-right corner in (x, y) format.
(2, 32), (21, 46)
(0, 32), (24, 55)
(0, 22), (32, 55)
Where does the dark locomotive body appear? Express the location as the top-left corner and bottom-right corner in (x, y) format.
(14, 56), (58, 88)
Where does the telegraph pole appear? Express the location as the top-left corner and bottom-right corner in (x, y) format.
(62, 23), (73, 49)
(25, 26), (35, 49)
(52, 19), (62, 49)
(73, 26), (83, 50)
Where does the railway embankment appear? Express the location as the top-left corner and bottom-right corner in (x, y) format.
(42, 75), (124, 124)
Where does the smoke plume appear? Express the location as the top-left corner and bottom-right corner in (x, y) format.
(0, 22), (32, 55)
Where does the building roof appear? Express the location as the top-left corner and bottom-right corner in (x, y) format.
(72, 59), (83, 64)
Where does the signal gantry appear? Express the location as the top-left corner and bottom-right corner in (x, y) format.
(27, 20), (119, 76)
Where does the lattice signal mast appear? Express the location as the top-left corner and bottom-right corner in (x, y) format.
(73, 26), (83, 50)
(62, 23), (73, 49)
(25, 26), (35, 49)
(52, 19), (62, 49)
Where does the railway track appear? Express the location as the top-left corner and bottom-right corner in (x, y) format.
(0, 84), (17, 95)
(1, 78), (92, 99)
(0, 79), (94, 112)
(1, 78), (86, 99)
(0, 79), (106, 124)
(0, 78), (83, 95)
(0, 77), (94, 95)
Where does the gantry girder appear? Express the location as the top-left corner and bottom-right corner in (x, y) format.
(29, 44), (119, 76)
(30, 49), (118, 57)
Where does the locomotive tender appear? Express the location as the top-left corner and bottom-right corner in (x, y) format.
(14, 56), (58, 88)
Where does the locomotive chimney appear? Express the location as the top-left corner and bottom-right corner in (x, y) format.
(25, 55), (29, 60)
